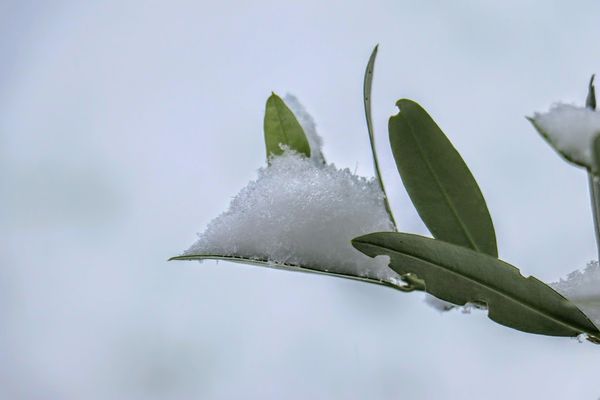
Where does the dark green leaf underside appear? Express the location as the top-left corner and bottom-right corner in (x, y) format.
(389, 99), (497, 257)
(264, 93), (311, 160)
(352, 232), (600, 339)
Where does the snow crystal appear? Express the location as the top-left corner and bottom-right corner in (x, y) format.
(284, 94), (325, 164)
(551, 261), (600, 327)
(184, 151), (399, 282)
(532, 103), (600, 167)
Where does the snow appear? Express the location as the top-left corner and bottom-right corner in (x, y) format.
(184, 151), (399, 282)
(284, 94), (325, 164)
(181, 97), (466, 309)
(531, 103), (600, 167)
(551, 261), (600, 327)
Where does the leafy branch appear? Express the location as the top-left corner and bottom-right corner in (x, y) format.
(171, 46), (600, 343)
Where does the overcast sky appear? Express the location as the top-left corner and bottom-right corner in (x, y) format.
(2, 1), (600, 399)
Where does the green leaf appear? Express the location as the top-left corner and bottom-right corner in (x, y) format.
(363, 45), (396, 229)
(264, 93), (311, 160)
(388, 99), (497, 257)
(169, 253), (420, 292)
(352, 232), (600, 340)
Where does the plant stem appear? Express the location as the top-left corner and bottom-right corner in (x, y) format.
(586, 75), (600, 261)
(588, 172), (600, 261)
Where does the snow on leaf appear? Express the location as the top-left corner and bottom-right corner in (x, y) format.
(529, 103), (600, 170)
(175, 151), (400, 285)
(283, 94), (326, 165)
(552, 261), (600, 329)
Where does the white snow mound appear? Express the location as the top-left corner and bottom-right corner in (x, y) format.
(551, 261), (600, 327)
(532, 103), (600, 167)
(185, 151), (399, 282)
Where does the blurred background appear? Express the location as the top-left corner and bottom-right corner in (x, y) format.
(2, 1), (600, 398)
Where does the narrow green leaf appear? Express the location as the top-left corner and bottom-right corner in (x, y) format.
(388, 99), (497, 257)
(264, 93), (311, 160)
(169, 253), (418, 292)
(363, 45), (397, 229)
(352, 232), (600, 340)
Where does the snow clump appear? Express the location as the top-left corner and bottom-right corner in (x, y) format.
(551, 261), (600, 327)
(532, 104), (600, 167)
(184, 150), (400, 282)
(284, 94), (325, 164)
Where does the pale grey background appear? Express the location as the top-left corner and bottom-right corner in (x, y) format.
(2, 1), (600, 399)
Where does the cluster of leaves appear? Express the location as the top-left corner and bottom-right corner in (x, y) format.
(173, 46), (600, 343)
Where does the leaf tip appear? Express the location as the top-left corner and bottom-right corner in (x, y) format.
(351, 233), (381, 258)
(391, 99), (419, 118)
(351, 233), (370, 245)
(393, 98), (415, 109)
